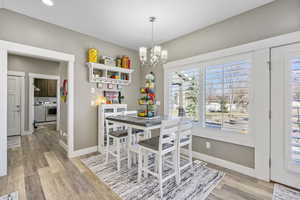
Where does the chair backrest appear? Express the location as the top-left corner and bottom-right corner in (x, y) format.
(159, 119), (179, 151)
(123, 110), (137, 116)
(177, 120), (193, 144)
(104, 112), (124, 133)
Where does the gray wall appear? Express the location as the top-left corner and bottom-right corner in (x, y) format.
(142, 0), (300, 167)
(8, 54), (60, 131)
(0, 9), (141, 150)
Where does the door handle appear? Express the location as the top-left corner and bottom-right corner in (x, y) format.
(15, 105), (21, 112)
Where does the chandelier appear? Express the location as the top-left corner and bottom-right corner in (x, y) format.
(139, 17), (168, 67)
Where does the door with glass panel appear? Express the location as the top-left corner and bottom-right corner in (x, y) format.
(271, 43), (300, 189)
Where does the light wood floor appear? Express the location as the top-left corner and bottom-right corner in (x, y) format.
(0, 125), (275, 200)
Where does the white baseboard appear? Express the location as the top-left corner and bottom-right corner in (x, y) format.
(181, 149), (256, 178)
(36, 121), (56, 125)
(59, 140), (68, 152)
(70, 146), (98, 158)
(21, 131), (33, 136)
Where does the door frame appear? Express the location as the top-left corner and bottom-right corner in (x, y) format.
(7, 71), (25, 136)
(28, 73), (60, 133)
(0, 40), (75, 177)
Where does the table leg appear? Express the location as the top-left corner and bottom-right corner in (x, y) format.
(127, 127), (132, 169)
(145, 129), (151, 139)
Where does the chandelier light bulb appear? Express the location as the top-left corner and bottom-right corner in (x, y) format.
(153, 46), (162, 57)
(161, 50), (168, 60)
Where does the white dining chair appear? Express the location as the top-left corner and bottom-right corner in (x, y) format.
(137, 119), (179, 198)
(176, 120), (193, 183)
(122, 110), (145, 168)
(105, 112), (128, 171)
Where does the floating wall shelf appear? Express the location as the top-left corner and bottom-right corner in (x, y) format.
(87, 62), (134, 85)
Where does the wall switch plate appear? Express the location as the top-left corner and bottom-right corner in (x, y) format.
(156, 101), (161, 105)
(206, 142), (211, 149)
(91, 87), (95, 94)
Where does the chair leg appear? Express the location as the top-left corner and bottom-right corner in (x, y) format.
(105, 136), (110, 163)
(144, 152), (148, 178)
(133, 151), (137, 164)
(117, 138), (121, 171)
(189, 142), (193, 164)
(174, 148), (180, 185)
(158, 154), (163, 198)
(138, 148), (143, 183)
(154, 155), (158, 173)
(127, 146), (131, 169)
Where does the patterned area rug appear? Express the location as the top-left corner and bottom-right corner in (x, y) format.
(7, 136), (21, 149)
(0, 192), (18, 200)
(81, 154), (225, 200)
(273, 184), (300, 200)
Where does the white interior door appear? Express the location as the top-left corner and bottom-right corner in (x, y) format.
(7, 76), (21, 136)
(271, 43), (300, 189)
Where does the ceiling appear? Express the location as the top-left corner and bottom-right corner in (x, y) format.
(1, 0), (274, 50)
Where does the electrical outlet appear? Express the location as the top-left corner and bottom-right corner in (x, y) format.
(206, 142), (211, 149)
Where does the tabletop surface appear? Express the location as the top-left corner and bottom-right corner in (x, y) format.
(106, 115), (180, 127)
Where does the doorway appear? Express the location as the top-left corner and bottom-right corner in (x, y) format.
(0, 40), (75, 177)
(28, 73), (60, 133)
(271, 43), (300, 189)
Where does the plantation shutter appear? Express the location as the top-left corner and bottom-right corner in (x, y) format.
(167, 68), (200, 120)
(291, 58), (300, 166)
(205, 60), (251, 133)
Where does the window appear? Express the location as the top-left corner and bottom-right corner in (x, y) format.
(205, 60), (251, 134)
(167, 55), (251, 134)
(168, 68), (200, 121)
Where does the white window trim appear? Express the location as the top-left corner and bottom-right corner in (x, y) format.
(192, 126), (254, 147)
(202, 53), (253, 134)
(164, 30), (300, 181)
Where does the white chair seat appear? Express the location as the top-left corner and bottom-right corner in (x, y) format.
(109, 130), (128, 138)
(138, 136), (174, 151)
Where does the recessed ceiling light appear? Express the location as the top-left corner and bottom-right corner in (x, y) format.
(42, 0), (54, 6)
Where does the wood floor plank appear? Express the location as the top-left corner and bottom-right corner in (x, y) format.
(1, 124), (275, 200)
(221, 175), (273, 199)
(44, 152), (64, 174)
(25, 173), (46, 200)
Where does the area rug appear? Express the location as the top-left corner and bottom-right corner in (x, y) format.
(273, 184), (300, 200)
(7, 136), (21, 149)
(81, 154), (225, 200)
(0, 192), (18, 200)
